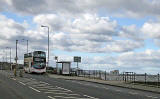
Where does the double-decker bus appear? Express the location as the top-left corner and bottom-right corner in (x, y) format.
(24, 51), (46, 73)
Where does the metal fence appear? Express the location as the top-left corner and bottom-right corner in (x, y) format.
(77, 70), (160, 86)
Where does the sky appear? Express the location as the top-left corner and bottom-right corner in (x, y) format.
(0, 0), (160, 74)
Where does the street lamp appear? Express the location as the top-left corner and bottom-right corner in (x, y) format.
(6, 47), (12, 70)
(41, 25), (50, 67)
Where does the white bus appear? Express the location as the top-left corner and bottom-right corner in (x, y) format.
(24, 51), (46, 74)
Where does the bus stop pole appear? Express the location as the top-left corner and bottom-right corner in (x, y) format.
(77, 62), (79, 76)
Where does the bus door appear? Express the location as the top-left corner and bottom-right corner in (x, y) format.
(29, 62), (32, 68)
(28, 62), (32, 73)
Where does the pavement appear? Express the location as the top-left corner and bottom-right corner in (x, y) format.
(47, 74), (160, 94)
(1, 70), (160, 99)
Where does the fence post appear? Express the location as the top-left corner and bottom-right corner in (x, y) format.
(158, 73), (159, 87)
(123, 72), (124, 81)
(124, 72), (126, 82)
(145, 73), (147, 84)
(134, 73), (136, 83)
(99, 70), (101, 79)
(105, 71), (106, 80)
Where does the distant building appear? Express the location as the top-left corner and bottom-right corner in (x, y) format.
(110, 70), (119, 75)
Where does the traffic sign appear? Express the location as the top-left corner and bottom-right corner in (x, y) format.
(74, 56), (81, 62)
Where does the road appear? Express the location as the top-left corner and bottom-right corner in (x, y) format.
(0, 70), (160, 99)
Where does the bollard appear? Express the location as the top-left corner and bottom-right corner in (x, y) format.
(14, 69), (17, 77)
(19, 70), (23, 77)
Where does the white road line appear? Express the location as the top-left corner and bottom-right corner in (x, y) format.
(30, 78), (36, 80)
(83, 95), (99, 99)
(38, 88), (58, 90)
(35, 86), (54, 89)
(56, 87), (72, 92)
(146, 95), (158, 98)
(12, 78), (16, 80)
(115, 90), (121, 92)
(153, 97), (159, 99)
(44, 90), (70, 93)
(128, 92), (138, 95)
(54, 96), (77, 99)
(40, 81), (50, 85)
(18, 81), (26, 85)
(68, 94), (80, 96)
(104, 87), (109, 90)
(26, 81), (39, 85)
(94, 85), (99, 88)
(45, 92), (68, 95)
(29, 86), (41, 92)
(32, 84), (48, 87)
(47, 96), (56, 99)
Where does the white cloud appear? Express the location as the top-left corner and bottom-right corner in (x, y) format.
(33, 14), (143, 53)
(120, 25), (145, 41)
(141, 22), (160, 39)
(1, 0), (160, 18)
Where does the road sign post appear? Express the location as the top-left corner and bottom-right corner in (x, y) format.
(73, 56), (81, 76)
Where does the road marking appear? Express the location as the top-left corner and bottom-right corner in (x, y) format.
(104, 87), (109, 90)
(115, 90), (121, 92)
(38, 88), (58, 90)
(54, 96), (77, 98)
(83, 95), (99, 99)
(12, 78), (16, 80)
(40, 81), (50, 85)
(29, 86), (41, 92)
(153, 97), (159, 99)
(47, 96), (56, 99)
(18, 81), (26, 85)
(56, 87), (72, 92)
(94, 85), (99, 88)
(68, 94), (80, 96)
(128, 92), (138, 95)
(26, 81), (39, 85)
(46, 92), (68, 95)
(30, 78), (36, 80)
(146, 95), (158, 98)
(32, 84), (48, 87)
(44, 89), (70, 93)
(35, 86), (55, 89)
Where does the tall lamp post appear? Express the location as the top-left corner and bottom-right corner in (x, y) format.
(6, 47), (11, 70)
(41, 25), (50, 67)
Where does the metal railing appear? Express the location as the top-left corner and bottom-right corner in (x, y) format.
(77, 70), (160, 87)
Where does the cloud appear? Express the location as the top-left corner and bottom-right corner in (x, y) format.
(1, 0), (160, 18)
(120, 25), (145, 41)
(0, 14), (26, 47)
(79, 49), (160, 73)
(141, 22), (160, 39)
(33, 14), (143, 53)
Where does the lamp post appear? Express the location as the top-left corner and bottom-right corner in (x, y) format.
(41, 25), (49, 67)
(14, 40), (18, 76)
(6, 47), (11, 70)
